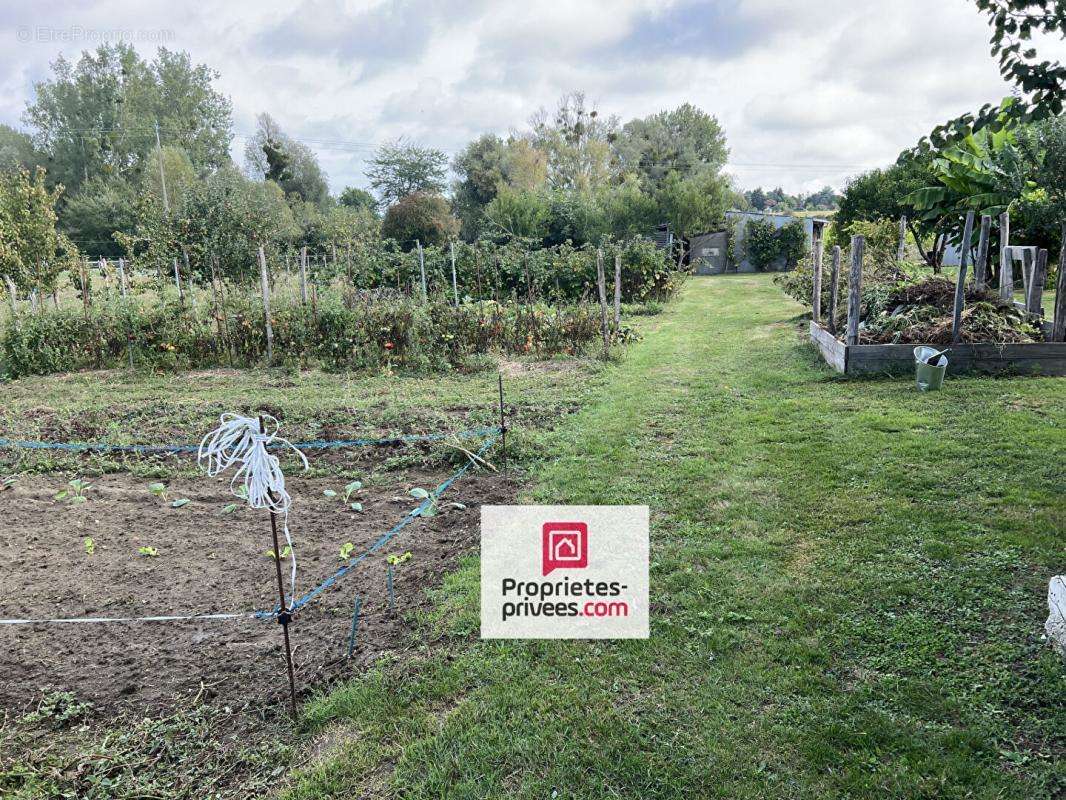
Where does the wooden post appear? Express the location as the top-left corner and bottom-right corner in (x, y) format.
(951, 211), (975, 343)
(79, 259), (90, 315)
(596, 249), (610, 355)
(827, 246), (841, 335)
(613, 253), (622, 329)
(1020, 248), (1033, 302)
(999, 211), (1012, 301)
(3, 274), (17, 318)
(172, 257), (184, 305)
(811, 229), (824, 324)
(897, 215), (907, 262)
(450, 240), (459, 307)
(846, 236), (864, 346)
(117, 257), (128, 299)
(416, 239), (427, 300)
(1027, 248), (1048, 317)
(1051, 232), (1066, 342)
(258, 246), (274, 364)
(973, 215), (991, 290)
(182, 249), (197, 308)
(298, 246), (308, 305)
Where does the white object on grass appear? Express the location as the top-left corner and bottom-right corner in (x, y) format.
(198, 413), (308, 605)
(1046, 576), (1066, 660)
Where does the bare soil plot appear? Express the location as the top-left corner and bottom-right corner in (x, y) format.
(0, 470), (512, 716)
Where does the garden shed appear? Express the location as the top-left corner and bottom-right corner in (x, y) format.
(690, 211), (827, 275)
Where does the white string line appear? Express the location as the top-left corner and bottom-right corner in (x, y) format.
(0, 612), (252, 626)
(198, 413), (308, 607)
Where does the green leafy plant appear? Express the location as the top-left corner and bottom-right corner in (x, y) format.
(338, 541), (356, 560)
(409, 486), (437, 517)
(84, 537), (95, 556)
(266, 545), (292, 560)
(323, 489), (337, 498)
(20, 691), (91, 730)
(147, 482), (168, 502)
(221, 502), (239, 514)
(350, 502), (364, 512)
(1, 475), (17, 491)
(54, 478), (92, 504)
(344, 480), (363, 502)
(138, 546), (158, 557)
(386, 551), (412, 567)
(170, 498), (190, 508)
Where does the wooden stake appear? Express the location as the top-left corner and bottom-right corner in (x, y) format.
(613, 253), (622, 329)
(498, 372), (507, 474)
(596, 249), (609, 356)
(1052, 231), (1066, 342)
(999, 211), (1012, 301)
(450, 240), (459, 307)
(811, 229), (824, 324)
(827, 246), (841, 335)
(299, 247), (308, 305)
(416, 240), (427, 301)
(1027, 248), (1048, 317)
(172, 257), (184, 306)
(79, 259), (90, 315)
(258, 246), (274, 364)
(973, 215), (991, 290)
(4, 274), (18, 318)
(846, 236), (864, 346)
(951, 211), (975, 343)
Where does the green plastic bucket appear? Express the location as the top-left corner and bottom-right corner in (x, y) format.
(914, 347), (947, 391)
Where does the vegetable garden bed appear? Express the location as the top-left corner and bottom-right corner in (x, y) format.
(0, 469), (512, 716)
(809, 320), (1066, 375)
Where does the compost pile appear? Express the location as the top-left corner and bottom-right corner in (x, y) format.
(858, 275), (1041, 345)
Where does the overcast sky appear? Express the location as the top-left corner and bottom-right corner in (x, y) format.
(2, 1), (1063, 196)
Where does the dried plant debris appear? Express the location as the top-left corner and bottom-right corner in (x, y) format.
(858, 276), (1042, 345)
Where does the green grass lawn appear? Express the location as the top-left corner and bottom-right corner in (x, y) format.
(285, 274), (1065, 799)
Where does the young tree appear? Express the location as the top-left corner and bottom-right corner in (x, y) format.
(0, 167), (73, 293)
(244, 113), (330, 206)
(367, 139), (448, 206)
(338, 186), (378, 213)
(381, 192), (459, 248)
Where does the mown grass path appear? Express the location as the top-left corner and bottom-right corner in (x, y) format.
(289, 275), (1064, 799)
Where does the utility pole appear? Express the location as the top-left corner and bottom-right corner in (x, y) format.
(154, 120), (170, 213)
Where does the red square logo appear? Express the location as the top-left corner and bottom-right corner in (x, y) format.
(542, 522), (588, 575)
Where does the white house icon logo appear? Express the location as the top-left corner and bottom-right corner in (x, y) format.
(542, 522), (588, 575)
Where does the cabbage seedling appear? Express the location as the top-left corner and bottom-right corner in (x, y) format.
(54, 479), (92, 504)
(344, 480), (363, 502)
(84, 537), (95, 556)
(148, 482), (168, 502)
(138, 546), (158, 557)
(338, 541), (356, 560)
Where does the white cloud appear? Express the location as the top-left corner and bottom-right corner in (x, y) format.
(2, 0), (1062, 195)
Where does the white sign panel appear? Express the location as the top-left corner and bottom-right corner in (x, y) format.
(480, 505), (649, 639)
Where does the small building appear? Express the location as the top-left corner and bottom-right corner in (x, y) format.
(690, 210), (828, 275)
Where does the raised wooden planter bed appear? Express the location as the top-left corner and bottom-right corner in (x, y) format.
(809, 321), (1066, 376)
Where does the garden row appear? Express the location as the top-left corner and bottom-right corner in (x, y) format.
(0, 289), (619, 378)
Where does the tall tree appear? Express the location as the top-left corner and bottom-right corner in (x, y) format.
(367, 138), (448, 206)
(244, 112), (330, 206)
(0, 125), (42, 173)
(529, 92), (618, 192)
(614, 103), (728, 192)
(24, 43), (232, 194)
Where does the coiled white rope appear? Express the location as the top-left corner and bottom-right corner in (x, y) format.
(198, 413), (308, 606)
